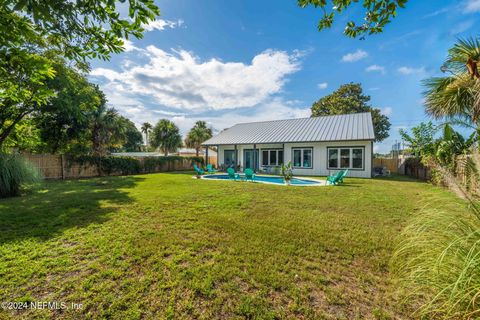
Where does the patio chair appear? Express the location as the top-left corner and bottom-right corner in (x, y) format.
(326, 170), (344, 185)
(244, 168), (256, 181)
(338, 169), (349, 183)
(227, 167), (240, 181)
(193, 164), (204, 175)
(206, 164), (218, 174)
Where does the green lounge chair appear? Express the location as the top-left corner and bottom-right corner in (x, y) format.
(338, 169), (349, 183)
(193, 164), (204, 175)
(227, 167), (239, 181)
(326, 170), (344, 185)
(206, 164), (218, 174)
(244, 168), (256, 181)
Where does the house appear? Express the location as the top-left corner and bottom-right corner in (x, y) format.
(202, 112), (375, 178)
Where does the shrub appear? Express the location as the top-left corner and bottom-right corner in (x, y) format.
(0, 154), (41, 198)
(71, 155), (141, 175)
(143, 156), (204, 173)
(392, 157), (480, 319)
(391, 206), (480, 319)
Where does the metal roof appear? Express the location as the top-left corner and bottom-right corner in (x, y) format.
(202, 112), (375, 146)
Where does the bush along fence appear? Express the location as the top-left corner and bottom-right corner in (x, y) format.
(22, 154), (204, 180)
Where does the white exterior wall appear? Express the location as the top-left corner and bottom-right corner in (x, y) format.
(217, 140), (372, 178)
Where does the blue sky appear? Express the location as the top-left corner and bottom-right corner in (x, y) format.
(89, 0), (480, 153)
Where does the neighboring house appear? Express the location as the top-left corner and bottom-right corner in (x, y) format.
(202, 113), (375, 178)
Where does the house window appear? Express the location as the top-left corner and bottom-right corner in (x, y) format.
(261, 149), (283, 166)
(224, 150), (236, 166)
(327, 147), (364, 170)
(328, 149), (338, 168)
(292, 148), (313, 169)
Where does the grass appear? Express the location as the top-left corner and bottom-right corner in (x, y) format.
(0, 172), (471, 319)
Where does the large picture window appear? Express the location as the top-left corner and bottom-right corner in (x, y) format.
(292, 148), (313, 169)
(261, 149), (283, 166)
(327, 147), (364, 170)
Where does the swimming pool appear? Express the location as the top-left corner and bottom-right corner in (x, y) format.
(201, 174), (325, 186)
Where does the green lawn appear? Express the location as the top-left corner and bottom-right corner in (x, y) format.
(0, 173), (469, 319)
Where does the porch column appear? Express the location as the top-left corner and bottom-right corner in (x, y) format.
(234, 144), (237, 170)
(205, 146), (209, 166)
(217, 145), (219, 169)
(253, 143), (257, 172)
(282, 143), (285, 165)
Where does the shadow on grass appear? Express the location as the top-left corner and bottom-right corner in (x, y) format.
(0, 176), (144, 245)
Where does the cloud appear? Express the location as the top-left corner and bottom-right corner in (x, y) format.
(450, 20), (474, 35)
(142, 19), (184, 32)
(90, 46), (301, 111)
(317, 82), (328, 89)
(341, 49), (368, 62)
(122, 39), (139, 52)
(423, 7), (450, 18)
(365, 64), (386, 74)
(381, 107), (393, 116)
(397, 66), (426, 75)
(90, 68), (122, 81)
(464, 0), (480, 12)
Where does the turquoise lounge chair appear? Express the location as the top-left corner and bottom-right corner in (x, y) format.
(206, 164), (218, 173)
(193, 164), (204, 175)
(227, 167), (239, 181)
(326, 170), (344, 185)
(244, 168), (256, 181)
(338, 169), (349, 183)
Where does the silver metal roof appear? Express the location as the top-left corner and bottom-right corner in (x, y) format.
(202, 112), (375, 145)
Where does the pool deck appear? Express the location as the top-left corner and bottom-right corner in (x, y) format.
(198, 173), (328, 187)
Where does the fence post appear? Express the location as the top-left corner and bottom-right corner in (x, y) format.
(60, 154), (65, 180)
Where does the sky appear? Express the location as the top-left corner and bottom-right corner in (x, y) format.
(88, 0), (480, 153)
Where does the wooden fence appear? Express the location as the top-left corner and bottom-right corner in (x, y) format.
(373, 157), (401, 173)
(23, 154), (200, 180)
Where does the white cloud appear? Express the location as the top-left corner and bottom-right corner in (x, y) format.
(90, 68), (122, 81)
(91, 46), (301, 111)
(141, 19), (184, 31)
(317, 82), (328, 89)
(365, 64), (385, 74)
(122, 39), (139, 52)
(464, 0), (480, 12)
(341, 49), (368, 62)
(450, 20), (474, 35)
(381, 107), (393, 116)
(397, 66), (426, 75)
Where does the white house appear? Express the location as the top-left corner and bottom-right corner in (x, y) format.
(202, 112), (375, 178)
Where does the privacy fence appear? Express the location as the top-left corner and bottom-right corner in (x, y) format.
(23, 154), (204, 180)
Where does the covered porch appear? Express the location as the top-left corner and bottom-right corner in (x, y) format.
(204, 143), (285, 173)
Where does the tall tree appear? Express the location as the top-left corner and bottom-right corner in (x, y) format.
(185, 121), (213, 156)
(0, 1), (159, 150)
(150, 119), (183, 156)
(118, 118), (143, 152)
(34, 57), (103, 154)
(141, 122), (153, 148)
(297, 0), (407, 38)
(310, 83), (391, 142)
(399, 122), (437, 158)
(424, 37), (480, 126)
(90, 103), (125, 156)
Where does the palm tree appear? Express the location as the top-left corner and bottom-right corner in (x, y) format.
(90, 104), (125, 156)
(141, 122), (152, 148)
(150, 119), (182, 156)
(424, 37), (480, 125)
(185, 121), (213, 156)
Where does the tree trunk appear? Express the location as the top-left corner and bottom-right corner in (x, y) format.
(196, 147), (199, 157)
(0, 110), (30, 147)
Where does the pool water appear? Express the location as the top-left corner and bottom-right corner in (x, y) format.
(202, 174), (324, 186)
